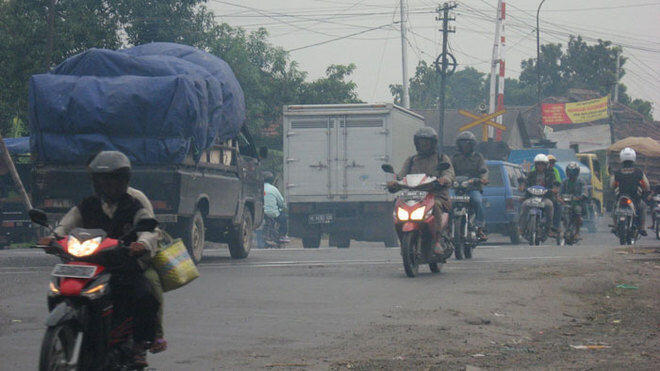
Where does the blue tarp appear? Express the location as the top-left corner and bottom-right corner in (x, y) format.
(2, 137), (30, 155)
(29, 43), (245, 164)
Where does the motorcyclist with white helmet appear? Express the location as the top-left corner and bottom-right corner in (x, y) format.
(610, 147), (651, 236)
(519, 154), (559, 237)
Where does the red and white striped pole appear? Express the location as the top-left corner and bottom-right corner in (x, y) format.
(496, 1), (506, 141)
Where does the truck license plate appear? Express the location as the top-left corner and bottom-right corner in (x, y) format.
(308, 214), (333, 224)
(51, 264), (97, 279)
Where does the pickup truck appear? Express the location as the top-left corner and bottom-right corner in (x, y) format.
(32, 127), (265, 263)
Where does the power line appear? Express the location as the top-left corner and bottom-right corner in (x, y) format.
(286, 23), (397, 52)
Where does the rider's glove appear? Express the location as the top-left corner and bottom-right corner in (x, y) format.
(129, 242), (147, 256)
(38, 236), (56, 246)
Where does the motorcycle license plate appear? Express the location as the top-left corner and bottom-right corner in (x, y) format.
(308, 214), (334, 224)
(451, 195), (470, 202)
(401, 190), (427, 201)
(616, 209), (633, 216)
(51, 264), (97, 279)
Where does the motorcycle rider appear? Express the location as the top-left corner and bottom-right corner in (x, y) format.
(519, 154), (558, 237)
(38, 151), (162, 367)
(560, 162), (587, 240)
(451, 131), (488, 240)
(263, 171), (288, 244)
(387, 127), (455, 256)
(610, 147), (650, 236)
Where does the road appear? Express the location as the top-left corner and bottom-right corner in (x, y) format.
(0, 226), (658, 370)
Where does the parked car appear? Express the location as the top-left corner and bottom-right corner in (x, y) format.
(483, 161), (525, 244)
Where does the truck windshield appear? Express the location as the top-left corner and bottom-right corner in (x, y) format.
(486, 165), (504, 187)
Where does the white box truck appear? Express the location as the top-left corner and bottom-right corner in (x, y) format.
(283, 103), (425, 248)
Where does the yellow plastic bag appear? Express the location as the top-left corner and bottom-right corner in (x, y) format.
(152, 233), (199, 292)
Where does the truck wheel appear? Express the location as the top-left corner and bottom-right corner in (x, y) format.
(228, 211), (253, 259)
(302, 234), (321, 248)
(182, 211), (205, 264)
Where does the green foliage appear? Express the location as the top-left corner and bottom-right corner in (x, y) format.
(390, 63), (487, 110)
(299, 64), (362, 104)
(629, 99), (653, 121)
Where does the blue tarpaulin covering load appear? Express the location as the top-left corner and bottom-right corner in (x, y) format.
(29, 42), (245, 164)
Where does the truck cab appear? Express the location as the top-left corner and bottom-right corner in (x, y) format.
(576, 153), (604, 214)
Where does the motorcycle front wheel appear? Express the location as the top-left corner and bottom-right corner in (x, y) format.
(655, 219), (659, 240)
(39, 323), (77, 371)
(454, 219), (464, 260)
(401, 232), (420, 277)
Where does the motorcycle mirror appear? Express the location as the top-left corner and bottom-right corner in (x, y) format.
(133, 218), (159, 233)
(29, 209), (50, 228)
(381, 164), (394, 174)
(480, 168), (488, 174)
(437, 162), (450, 171)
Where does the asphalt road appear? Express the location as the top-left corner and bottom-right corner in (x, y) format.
(0, 225), (657, 370)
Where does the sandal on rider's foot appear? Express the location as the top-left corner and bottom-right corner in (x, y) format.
(150, 338), (168, 354)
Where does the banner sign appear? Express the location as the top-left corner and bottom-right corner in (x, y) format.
(542, 96), (609, 125)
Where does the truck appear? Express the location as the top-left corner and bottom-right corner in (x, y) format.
(28, 43), (264, 263)
(283, 103), (425, 248)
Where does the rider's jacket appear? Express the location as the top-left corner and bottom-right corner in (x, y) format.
(524, 170), (558, 200)
(560, 178), (587, 199)
(610, 166), (650, 200)
(399, 151), (455, 209)
(54, 187), (160, 267)
(451, 151), (488, 191)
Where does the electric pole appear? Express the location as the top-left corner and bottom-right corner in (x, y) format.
(435, 2), (457, 152)
(400, 0), (410, 109)
(536, 0), (547, 109)
(614, 48), (621, 103)
(488, 0), (506, 141)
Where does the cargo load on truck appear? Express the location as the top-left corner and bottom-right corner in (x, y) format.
(29, 42), (245, 164)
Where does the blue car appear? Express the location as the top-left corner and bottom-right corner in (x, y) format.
(482, 161), (525, 244)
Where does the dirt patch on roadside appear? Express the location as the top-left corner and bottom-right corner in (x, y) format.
(325, 251), (659, 370)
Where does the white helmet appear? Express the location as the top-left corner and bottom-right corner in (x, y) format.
(619, 147), (636, 163)
(534, 153), (549, 164)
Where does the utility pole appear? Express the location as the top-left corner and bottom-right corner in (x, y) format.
(435, 2), (457, 152)
(614, 48), (621, 103)
(488, 0), (506, 141)
(46, 0), (56, 69)
(400, 0), (410, 109)
(536, 0), (547, 109)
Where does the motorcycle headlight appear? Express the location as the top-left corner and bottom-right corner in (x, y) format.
(410, 206), (426, 221)
(397, 207), (409, 221)
(453, 181), (459, 188)
(67, 236), (102, 257)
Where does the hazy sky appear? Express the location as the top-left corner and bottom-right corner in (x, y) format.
(209, 0), (660, 119)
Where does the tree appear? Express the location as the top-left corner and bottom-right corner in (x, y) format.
(519, 43), (565, 98)
(0, 0), (120, 135)
(299, 64), (362, 105)
(389, 63), (487, 110)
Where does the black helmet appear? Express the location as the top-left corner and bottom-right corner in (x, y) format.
(413, 127), (438, 156)
(566, 161), (580, 178)
(456, 131), (476, 153)
(263, 171), (275, 184)
(87, 151), (131, 203)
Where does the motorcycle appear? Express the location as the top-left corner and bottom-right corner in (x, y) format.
(614, 194), (639, 245)
(382, 163), (452, 278)
(558, 194), (581, 246)
(263, 216), (286, 248)
(28, 209), (158, 371)
(450, 173), (486, 260)
(521, 186), (550, 246)
(651, 193), (660, 240)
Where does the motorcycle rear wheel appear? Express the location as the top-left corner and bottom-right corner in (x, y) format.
(656, 220), (659, 240)
(39, 323), (76, 371)
(429, 263), (441, 273)
(401, 232), (420, 278)
(454, 219), (464, 260)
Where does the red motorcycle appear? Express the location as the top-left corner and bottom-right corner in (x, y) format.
(382, 163), (451, 277)
(29, 209), (158, 371)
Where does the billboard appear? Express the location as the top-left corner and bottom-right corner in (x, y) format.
(542, 96), (609, 125)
